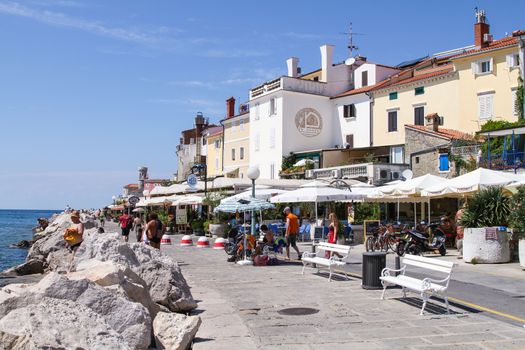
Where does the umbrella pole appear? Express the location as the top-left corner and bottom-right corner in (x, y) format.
(396, 201), (400, 222)
(414, 202), (416, 228)
(428, 199), (431, 223)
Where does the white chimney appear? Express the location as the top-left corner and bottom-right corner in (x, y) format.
(320, 44), (334, 83)
(287, 57), (299, 78)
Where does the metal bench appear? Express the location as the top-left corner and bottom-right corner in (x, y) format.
(301, 242), (352, 281)
(380, 254), (456, 315)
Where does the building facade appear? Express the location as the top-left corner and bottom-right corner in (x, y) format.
(204, 126), (224, 178)
(222, 98), (250, 178)
(175, 113), (210, 182)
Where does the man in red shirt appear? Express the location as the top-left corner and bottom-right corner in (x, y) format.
(284, 207), (301, 260)
(119, 212), (131, 242)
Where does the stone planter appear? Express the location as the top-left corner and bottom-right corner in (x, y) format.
(209, 224), (228, 238)
(463, 227), (510, 264)
(518, 238), (525, 269)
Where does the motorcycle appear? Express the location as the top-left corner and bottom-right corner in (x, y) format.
(402, 223), (446, 256)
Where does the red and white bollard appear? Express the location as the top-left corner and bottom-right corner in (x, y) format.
(161, 234), (172, 245)
(180, 235), (193, 247)
(213, 237), (226, 250)
(196, 236), (210, 248)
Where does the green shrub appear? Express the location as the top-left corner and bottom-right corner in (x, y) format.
(460, 187), (510, 228)
(509, 185), (525, 234)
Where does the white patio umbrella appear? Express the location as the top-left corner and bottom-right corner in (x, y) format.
(505, 178), (525, 193)
(172, 195), (204, 206)
(220, 188), (289, 203)
(385, 174), (447, 196)
(270, 181), (364, 223)
(421, 168), (521, 198)
(293, 159), (314, 167)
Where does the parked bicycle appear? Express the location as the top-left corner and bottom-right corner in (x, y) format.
(366, 223), (406, 253)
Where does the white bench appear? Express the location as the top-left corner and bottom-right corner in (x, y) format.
(380, 254), (456, 315)
(301, 242), (352, 282)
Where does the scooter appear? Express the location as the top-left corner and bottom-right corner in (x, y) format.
(403, 223), (446, 256)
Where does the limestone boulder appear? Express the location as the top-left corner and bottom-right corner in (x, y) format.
(0, 273), (151, 350)
(153, 312), (201, 350)
(1, 259), (44, 277)
(131, 243), (197, 312)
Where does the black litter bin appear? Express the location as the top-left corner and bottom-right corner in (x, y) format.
(361, 252), (386, 289)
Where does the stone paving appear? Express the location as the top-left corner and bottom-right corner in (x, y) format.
(160, 237), (525, 350)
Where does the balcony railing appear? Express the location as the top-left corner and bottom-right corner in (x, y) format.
(305, 162), (409, 185)
(250, 76), (329, 99)
(480, 151), (525, 172)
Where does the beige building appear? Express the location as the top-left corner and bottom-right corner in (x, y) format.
(204, 126), (224, 178)
(222, 97), (250, 178)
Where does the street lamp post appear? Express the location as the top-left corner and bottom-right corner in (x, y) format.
(112, 195), (116, 205)
(247, 166), (260, 237)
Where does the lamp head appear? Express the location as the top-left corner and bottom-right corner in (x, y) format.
(247, 166), (260, 180)
(112, 195), (116, 200)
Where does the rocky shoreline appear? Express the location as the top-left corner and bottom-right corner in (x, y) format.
(0, 213), (201, 349)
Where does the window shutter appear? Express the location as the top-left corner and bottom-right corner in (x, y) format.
(471, 61), (478, 74)
(478, 95), (486, 119)
(506, 54), (513, 67)
(486, 94), (493, 118)
(489, 58), (493, 72)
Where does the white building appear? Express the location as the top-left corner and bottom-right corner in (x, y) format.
(248, 44), (402, 181)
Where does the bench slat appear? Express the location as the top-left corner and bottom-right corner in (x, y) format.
(402, 254), (455, 268)
(403, 259), (452, 274)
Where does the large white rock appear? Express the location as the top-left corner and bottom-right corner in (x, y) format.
(154, 312), (201, 350)
(463, 228), (511, 263)
(0, 273), (151, 350)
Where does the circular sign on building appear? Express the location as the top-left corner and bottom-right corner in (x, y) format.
(295, 108), (323, 137)
(187, 174), (198, 189)
(128, 196), (140, 205)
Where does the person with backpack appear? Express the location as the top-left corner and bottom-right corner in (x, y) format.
(146, 213), (164, 249)
(119, 212), (132, 242)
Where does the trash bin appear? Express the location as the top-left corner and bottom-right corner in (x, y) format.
(361, 252), (386, 290)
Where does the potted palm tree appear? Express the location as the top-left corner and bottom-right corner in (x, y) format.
(461, 187), (511, 264)
(509, 185), (525, 268)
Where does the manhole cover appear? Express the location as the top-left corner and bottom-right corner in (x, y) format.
(277, 307), (319, 316)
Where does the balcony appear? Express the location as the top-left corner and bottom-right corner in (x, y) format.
(250, 76), (328, 100)
(304, 162), (409, 185)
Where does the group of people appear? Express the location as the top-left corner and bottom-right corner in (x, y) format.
(117, 212), (164, 249)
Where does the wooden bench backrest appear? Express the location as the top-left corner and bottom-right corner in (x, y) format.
(316, 242), (351, 255)
(402, 255), (455, 274)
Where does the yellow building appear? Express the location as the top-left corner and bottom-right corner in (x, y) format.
(222, 97), (250, 178)
(371, 11), (521, 162)
(204, 126), (224, 178)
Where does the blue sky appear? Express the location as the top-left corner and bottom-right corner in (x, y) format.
(0, 0), (523, 209)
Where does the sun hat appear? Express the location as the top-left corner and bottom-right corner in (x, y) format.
(71, 211), (80, 219)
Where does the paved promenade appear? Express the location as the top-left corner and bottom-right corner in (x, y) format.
(161, 236), (525, 350)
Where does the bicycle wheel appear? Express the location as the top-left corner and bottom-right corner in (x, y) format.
(385, 237), (397, 253)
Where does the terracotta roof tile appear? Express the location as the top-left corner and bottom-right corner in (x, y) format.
(388, 65), (454, 87)
(513, 29), (525, 37)
(406, 125), (475, 141)
(333, 79), (390, 98)
(205, 126), (223, 137)
(451, 36), (517, 59)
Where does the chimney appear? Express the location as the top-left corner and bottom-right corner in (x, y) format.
(287, 57), (299, 78)
(425, 113), (440, 132)
(474, 8), (490, 48)
(226, 97), (235, 118)
(320, 44), (334, 83)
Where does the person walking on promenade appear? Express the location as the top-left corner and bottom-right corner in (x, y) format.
(284, 207), (301, 260)
(133, 215), (143, 242)
(326, 213), (343, 258)
(455, 203), (466, 259)
(63, 210), (84, 273)
(98, 210), (105, 228)
(119, 212), (131, 242)
(146, 213), (163, 249)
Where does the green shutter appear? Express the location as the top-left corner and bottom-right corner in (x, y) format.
(415, 87), (425, 95)
(389, 92), (398, 100)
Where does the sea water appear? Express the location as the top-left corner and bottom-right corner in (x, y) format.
(0, 209), (60, 271)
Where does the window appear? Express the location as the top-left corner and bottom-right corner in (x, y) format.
(202, 137), (207, 145)
(270, 163), (275, 180)
(313, 76), (319, 82)
(345, 134), (354, 148)
(254, 103), (260, 120)
(390, 146), (404, 164)
(389, 92), (398, 100)
(478, 93), (494, 120)
(231, 148), (236, 161)
(439, 153), (450, 172)
(507, 53), (520, 68)
(415, 156), (420, 164)
(415, 86), (425, 95)
(215, 157), (219, 170)
(388, 110), (397, 132)
(414, 106), (425, 126)
(472, 58), (493, 74)
(270, 128), (276, 149)
(254, 133), (260, 152)
(214, 139), (221, 149)
(269, 98), (276, 115)
(190, 137), (195, 144)
(512, 88), (519, 116)
(240, 147), (244, 160)
(361, 71), (368, 87)
(240, 119), (244, 131)
(343, 104), (356, 119)
(232, 121), (237, 132)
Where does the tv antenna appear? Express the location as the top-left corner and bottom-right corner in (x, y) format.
(340, 22), (366, 58)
